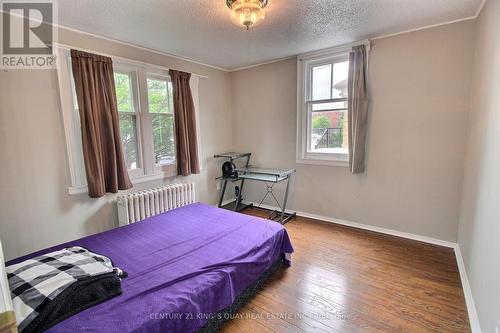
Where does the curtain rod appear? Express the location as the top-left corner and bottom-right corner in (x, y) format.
(53, 43), (208, 79)
(298, 39), (372, 61)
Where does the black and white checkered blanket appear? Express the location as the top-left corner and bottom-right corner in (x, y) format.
(7, 246), (125, 332)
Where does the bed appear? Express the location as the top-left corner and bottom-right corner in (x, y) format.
(6, 203), (293, 332)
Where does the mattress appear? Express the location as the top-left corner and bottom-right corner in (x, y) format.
(7, 203), (293, 332)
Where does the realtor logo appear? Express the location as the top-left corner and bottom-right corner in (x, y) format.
(1, 0), (57, 69)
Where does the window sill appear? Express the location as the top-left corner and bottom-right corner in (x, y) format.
(296, 157), (349, 167)
(67, 173), (176, 195)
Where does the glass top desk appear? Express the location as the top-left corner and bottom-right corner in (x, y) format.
(234, 166), (296, 224)
(235, 167), (295, 182)
(214, 152), (296, 224)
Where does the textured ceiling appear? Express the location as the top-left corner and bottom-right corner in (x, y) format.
(57, 0), (482, 70)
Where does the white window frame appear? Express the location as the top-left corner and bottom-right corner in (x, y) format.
(113, 66), (145, 179)
(55, 46), (203, 195)
(296, 41), (369, 167)
(145, 73), (176, 172)
(297, 49), (350, 167)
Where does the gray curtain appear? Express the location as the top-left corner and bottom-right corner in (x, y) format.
(348, 45), (369, 174)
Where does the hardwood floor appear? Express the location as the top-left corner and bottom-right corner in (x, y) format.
(221, 208), (470, 333)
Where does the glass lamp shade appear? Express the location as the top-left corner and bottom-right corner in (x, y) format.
(229, 0), (266, 29)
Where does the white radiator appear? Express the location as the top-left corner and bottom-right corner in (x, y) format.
(117, 183), (196, 226)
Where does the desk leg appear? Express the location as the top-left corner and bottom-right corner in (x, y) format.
(280, 175), (292, 222)
(218, 178), (228, 208)
(235, 179), (245, 211)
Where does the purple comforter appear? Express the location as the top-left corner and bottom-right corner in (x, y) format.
(7, 203), (293, 333)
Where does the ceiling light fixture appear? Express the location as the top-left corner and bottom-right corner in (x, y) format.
(226, 0), (268, 30)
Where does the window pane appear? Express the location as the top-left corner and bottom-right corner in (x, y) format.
(312, 64), (331, 100)
(147, 78), (171, 114)
(310, 111), (348, 153)
(168, 81), (174, 112)
(114, 72), (133, 113)
(119, 114), (139, 170)
(332, 61), (349, 99)
(312, 101), (347, 112)
(152, 114), (175, 165)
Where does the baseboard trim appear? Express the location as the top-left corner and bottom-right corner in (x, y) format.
(217, 199), (480, 331)
(454, 245), (482, 333)
(243, 201), (456, 248)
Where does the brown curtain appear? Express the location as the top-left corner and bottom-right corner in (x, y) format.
(348, 45), (369, 174)
(71, 49), (132, 198)
(169, 69), (200, 176)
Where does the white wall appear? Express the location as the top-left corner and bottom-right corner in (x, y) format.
(458, 0), (500, 331)
(0, 8), (496, 330)
(0, 27), (233, 260)
(0, 6), (497, 330)
(230, 20), (476, 242)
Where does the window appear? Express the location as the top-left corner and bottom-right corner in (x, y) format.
(297, 49), (350, 166)
(55, 47), (202, 195)
(111, 67), (177, 180)
(147, 76), (175, 166)
(111, 64), (177, 180)
(114, 71), (140, 171)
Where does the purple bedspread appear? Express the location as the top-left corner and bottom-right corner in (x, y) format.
(7, 203), (293, 333)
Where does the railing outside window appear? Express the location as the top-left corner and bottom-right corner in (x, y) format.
(313, 128), (344, 149)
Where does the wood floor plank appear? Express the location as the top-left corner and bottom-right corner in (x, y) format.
(221, 208), (470, 333)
